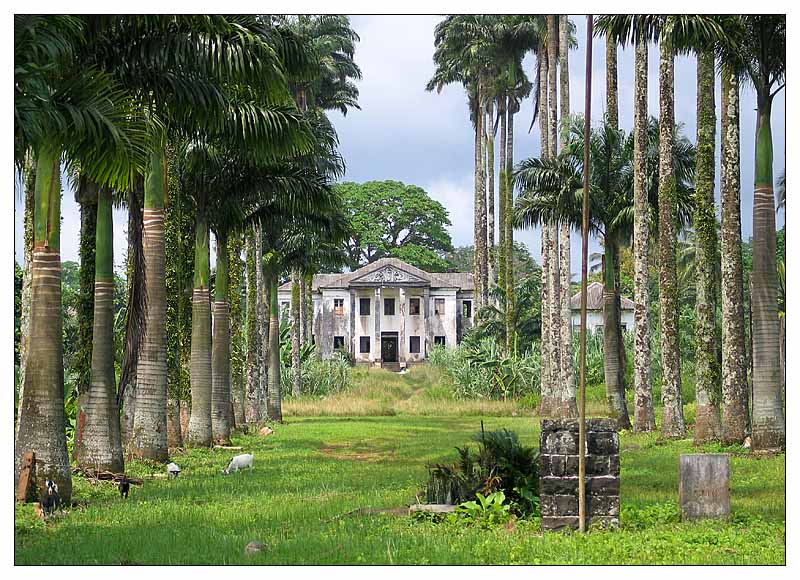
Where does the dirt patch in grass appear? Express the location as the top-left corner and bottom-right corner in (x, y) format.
(319, 443), (393, 462)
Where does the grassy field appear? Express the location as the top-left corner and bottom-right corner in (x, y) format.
(15, 367), (785, 565)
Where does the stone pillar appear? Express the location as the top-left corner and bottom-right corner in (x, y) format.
(539, 418), (620, 531)
(374, 287), (381, 365)
(423, 287), (431, 356)
(399, 287), (406, 364)
(349, 288), (356, 359)
(679, 454), (730, 520)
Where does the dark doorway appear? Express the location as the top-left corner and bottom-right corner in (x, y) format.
(381, 333), (398, 363)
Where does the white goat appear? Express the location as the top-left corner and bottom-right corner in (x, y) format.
(167, 462), (181, 478)
(223, 453), (254, 475)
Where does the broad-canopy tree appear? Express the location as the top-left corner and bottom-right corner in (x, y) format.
(336, 180), (454, 272)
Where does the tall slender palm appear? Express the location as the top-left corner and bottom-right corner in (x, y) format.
(545, 16), (563, 410)
(656, 31), (686, 438)
(280, 15), (361, 401)
(720, 63), (748, 444)
(228, 233), (246, 429)
(728, 16), (785, 450)
(557, 15), (576, 418)
(101, 16), (314, 456)
(15, 15), (147, 499)
(631, 33), (656, 432)
(692, 48), (722, 442)
(74, 184), (124, 471)
(516, 116), (696, 428)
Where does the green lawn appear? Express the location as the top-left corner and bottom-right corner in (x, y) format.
(15, 408), (784, 564)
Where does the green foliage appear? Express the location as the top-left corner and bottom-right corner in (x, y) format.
(14, 261), (22, 366)
(428, 338), (540, 400)
(426, 427), (538, 517)
(445, 242), (538, 279)
(335, 180), (454, 272)
(471, 271), (542, 351)
(164, 174), (194, 402)
(14, 416), (785, 564)
(451, 491), (511, 528)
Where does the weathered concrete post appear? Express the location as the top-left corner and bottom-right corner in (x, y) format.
(540, 418), (620, 531)
(679, 454), (730, 520)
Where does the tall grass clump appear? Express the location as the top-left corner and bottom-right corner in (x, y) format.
(428, 337), (540, 400)
(282, 352), (352, 397)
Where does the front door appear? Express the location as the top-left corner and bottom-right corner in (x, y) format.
(381, 334), (398, 363)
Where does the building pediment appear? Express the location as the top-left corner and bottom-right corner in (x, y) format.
(349, 263), (430, 287)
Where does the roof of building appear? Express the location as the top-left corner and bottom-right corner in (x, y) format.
(278, 257), (474, 293)
(570, 281), (634, 311)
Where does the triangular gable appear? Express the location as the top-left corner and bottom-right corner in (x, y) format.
(349, 262), (430, 286)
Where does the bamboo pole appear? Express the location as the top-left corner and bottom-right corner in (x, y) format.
(578, 14), (594, 534)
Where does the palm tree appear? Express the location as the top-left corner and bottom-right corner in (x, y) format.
(74, 184), (124, 472)
(631, 32), (656, 432)
(516, 116), (696, 428)
(427, 16), (495, 311)
(279, 15), (361, 402)
(728, 16), (785, 450)
(557, 15), (576, 418)
(720, 63), (748, 444)
(656, 30), (686, 439)
(545, 15), (563, 412)
(15, 15), (147, 500)
(228, 233), (247, 430)
(691, 47), (723, 443)
(97, 16), (314, 457)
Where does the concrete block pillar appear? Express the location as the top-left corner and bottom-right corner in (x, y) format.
(679, 454), (730, 521)
(540, 418), (620, 531)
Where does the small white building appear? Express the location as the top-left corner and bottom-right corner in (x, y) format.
(570, 281), (634, 335)
(278, 258), (475, 369)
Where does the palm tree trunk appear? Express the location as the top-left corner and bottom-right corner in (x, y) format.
(14, 144), (73, 501)
(751, 92), (784, 450)
(474, 82), (488, 309)
(693, 50), (722, 443)
(487, 98), (496, 290)
(256, 230), (268, 419)
(547, 15), (563, 410)
(73, 176), (98, 460)
(299, 275), (307, 345)
(720, 64), (749, 444)
(228, 234), (246, 429)
(267, 270), (282, 422)
(505, 100), (516, 354)
(120, 180), (144, 451)
(291, 269), (302, 398)
(16, 152), (36, 439)
(606, 37), (618, 129)
(538, 51), (552, 413)
(632, 35), (655, 432)
(186, 207), (212, 447)
(132, 148), (169, 462)
(76, 185), (124, 472)
(558, 14), (576, 417)
(657, 42), (686, 438)
(603, 242), (631, 428)
(212, 232), (232, 444)
(245, 228), (260, 423)
(304, 273), (313, 345)
(498, 97), (507, 297)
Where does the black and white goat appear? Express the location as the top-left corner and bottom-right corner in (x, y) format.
(40, 480), (60, 517)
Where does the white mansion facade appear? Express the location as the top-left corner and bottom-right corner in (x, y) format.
(278, 258), (475, 368)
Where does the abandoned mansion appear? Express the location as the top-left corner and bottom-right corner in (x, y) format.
(278, 258), (475, 368)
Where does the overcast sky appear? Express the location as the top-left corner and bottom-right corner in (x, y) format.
(14, 15), (786, 277)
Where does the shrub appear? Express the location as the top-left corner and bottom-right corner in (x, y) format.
(281, 353), (352, 398)
(428, 337), (540, 400)
(425, 426), (539, 516)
